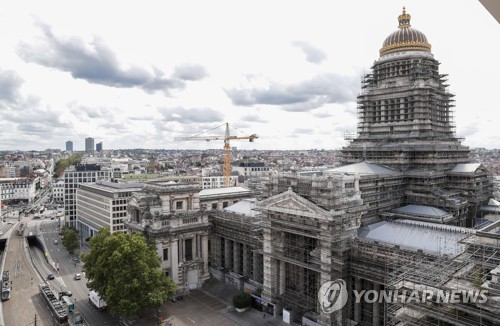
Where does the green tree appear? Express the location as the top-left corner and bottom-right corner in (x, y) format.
(54, 154), (82, 177)
(62, 229), (79, 254)
(82, 228), (176, 317)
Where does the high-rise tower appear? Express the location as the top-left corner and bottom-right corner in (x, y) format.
(66, 141), (73, 152)
(85, 137), (94, 154)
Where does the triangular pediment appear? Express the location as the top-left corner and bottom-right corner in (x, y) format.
(258, 188), (330, 219)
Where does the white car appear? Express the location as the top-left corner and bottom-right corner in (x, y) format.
(74, 273), (81, 280)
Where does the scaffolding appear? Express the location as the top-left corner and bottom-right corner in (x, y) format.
(345, 219), (500, 325)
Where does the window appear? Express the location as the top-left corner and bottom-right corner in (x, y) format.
(185, 239), (193, 261)
(176, 201), (183, 210)
(163, 248), (169, 261)
(211, 203), (218, 210)
(222, 202), (228, 208)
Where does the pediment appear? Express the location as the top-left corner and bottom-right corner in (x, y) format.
(273, 197), (316, 213)
(258, 188), (330, 219)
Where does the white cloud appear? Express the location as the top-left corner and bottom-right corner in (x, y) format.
(0, 0), (498, 150)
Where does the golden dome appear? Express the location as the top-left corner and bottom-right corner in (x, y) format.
(380, 7), (431, 56)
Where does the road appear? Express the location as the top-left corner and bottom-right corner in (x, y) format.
(38, 217), (118, 325)
(1, 211), (119, 326)
(2, 215), (53, 326)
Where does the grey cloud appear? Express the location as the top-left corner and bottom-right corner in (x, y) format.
(159, 107), (223, 124)
(294, 128), (314, 134)
(16, 21), (201, 95)
(313, 112), (333, 118)
(458, 124), (479, 138)
(173, 64), (209, 81)
(0, 69), (24, 104)
(129, 116), (158, 121)
(292, 41), (327, 64)
(99, 121), (129, 131)
(240, 114), (267, 123)
(333, 124), (357, 135)
(226, 73), (358, 112)
(68, 102), (114, 120)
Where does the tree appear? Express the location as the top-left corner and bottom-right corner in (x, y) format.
(232, 292), (252, 309)
(82, 228), (176, 317)
(62, 229), (79, 254)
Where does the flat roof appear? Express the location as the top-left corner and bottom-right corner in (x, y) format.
(82, 181), (144, 192)
(199, 186), (253, 198)
(359, 219), (473, 256)
(224, 198), (258, 217)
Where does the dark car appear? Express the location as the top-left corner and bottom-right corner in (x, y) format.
(59, 290), (73, 298)
(47, 274), (55, 280)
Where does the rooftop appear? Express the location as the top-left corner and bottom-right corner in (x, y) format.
(199, 186), (253, 198)
(450, 163), (481, 173)
(359, 219), (473, 256)
(224, 198), (258, 217)
(325, 161), (397, 175)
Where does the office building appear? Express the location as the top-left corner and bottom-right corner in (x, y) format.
(85, 138), (94, 154)
(77, 181), (143, 241)
(63, 164), (109, 228)
(65, 141), (73, 152)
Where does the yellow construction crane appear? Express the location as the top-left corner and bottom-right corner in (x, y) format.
(174, 122), (258, 187)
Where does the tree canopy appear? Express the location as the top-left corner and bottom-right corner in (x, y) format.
(82, 228), (176, 317)
(54, 154), (82, 177)
(61, 227), (79, 255)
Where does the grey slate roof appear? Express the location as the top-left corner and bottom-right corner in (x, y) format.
(325, 161), (397, 175)
(359, 219), (473, 256)
(450, 163), (481, 173)
(392, 205), (450, 219)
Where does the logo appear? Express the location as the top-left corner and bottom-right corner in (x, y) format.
(318, 279), (348, 313)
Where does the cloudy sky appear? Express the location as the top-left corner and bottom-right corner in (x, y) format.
(0, 1), (499, 151)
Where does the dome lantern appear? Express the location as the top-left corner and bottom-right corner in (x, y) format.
(398, 7), (411, 27)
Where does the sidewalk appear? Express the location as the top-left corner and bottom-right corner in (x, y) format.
(201, 278), (289, 326)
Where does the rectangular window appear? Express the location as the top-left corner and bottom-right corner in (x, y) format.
(211, 203), (218, 210)
(185, 239), (193, 261)
(176, 201), (183, 210)
(222, 202), (228, 208)
(163, 248), (169, 261)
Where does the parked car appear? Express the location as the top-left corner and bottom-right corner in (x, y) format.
(74, 273), (81, 280)
(53, 239), (58, 245)
(47, 274), (55, 280)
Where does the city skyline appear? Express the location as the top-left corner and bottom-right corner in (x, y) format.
(0, 1), (499, 151)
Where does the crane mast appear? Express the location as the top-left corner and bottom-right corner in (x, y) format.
(174, 123), (258, 187)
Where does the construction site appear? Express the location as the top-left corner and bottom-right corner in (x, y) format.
(203, 8), (500, 326)
(122, 8), (500, 326)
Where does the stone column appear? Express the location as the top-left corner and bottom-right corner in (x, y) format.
(242, 245), (249, 277)
(262, 257), (278, 302)
(213, 236), (221, 267)
(234, 241), (240, 274)
(224, 238), (232, 270)
(373, 283), (381, 326)
(202, 235), (209, 274)
(252, 251), (259, 282)
(171, 241), (179, 284)
(279, 260), (286, 295)
(354, 277), (362, 322)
